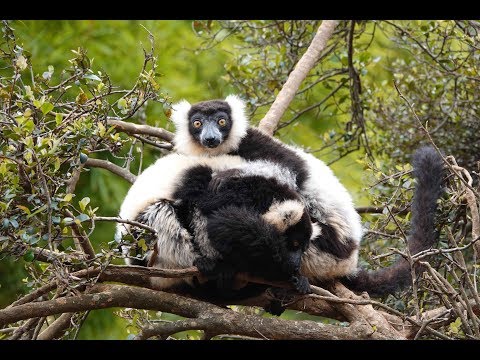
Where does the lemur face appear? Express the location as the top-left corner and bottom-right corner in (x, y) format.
(187, 100), (233, 149)
(266, 204), (313, 274)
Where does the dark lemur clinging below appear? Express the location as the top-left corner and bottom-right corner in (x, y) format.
(170, 95), (446, 296)
(116, 153), (317, 295)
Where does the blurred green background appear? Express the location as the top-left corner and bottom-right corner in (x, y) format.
(0, 20), (382, 339)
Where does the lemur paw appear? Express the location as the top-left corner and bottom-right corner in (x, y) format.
(291, 275), (311, 294)
(208, 168), (242, 193)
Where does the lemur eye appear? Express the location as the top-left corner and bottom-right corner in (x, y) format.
(218, 118), (227, 127)
(292, 240), (300, 248)
(193, 120), (202, 128)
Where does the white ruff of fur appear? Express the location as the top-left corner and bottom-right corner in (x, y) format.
(262, 199), (304, 232)
(170, 94), (249, 156)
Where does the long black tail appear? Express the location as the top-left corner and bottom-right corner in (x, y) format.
(343, 146), (445, 297)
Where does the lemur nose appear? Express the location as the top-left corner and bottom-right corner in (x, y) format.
(204, 137), (220, 148)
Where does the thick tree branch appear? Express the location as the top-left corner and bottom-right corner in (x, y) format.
(258, 20), (339, 135)
(0, 284), (396, 339)
(84, 158), (137, 184)
(37, 313), (74, 340)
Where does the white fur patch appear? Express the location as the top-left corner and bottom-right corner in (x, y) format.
(234, 160), (298, 191)
(301, 246), (359, 281)
(310, 222), (321, 241)
(262, 199), (304, 232)
(224, 94), (249, 152)
(171, 94), (249, 157)
(117, 153), (246, 232)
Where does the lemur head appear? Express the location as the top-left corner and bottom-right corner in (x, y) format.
(171, 95), (249, 156)
(262, 198), (318, 273)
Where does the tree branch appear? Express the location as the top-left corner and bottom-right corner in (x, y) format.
(0, 284), (396, 339)
(84, 158), (137, 184)
(258, 20), (340, 135)
(107, 118), (173, 142)
(63, 209), (96, 260)
(37, 313), (74, 340)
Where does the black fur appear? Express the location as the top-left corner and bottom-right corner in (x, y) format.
(173, 164), (313, 295)
(230, 128), (310, 189)
(188, 100), (233, 147)
(206, 205), (310, 294)
(197, 175), (299, 215)
(312, 222), (358, 259)
(343, 146), (445, 296)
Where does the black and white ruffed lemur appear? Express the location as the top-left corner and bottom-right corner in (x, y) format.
(169, 95), (445, 296)
(115, 153), (318, 296)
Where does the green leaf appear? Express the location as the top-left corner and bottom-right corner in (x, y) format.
(75, 213), (90, 223)
(40, 102), (54, 115)
(80, 153), (88, 164)
(62, 217), (74, 226)
(83, 73), (101, 81)
(24, 119), (35, 134)
(25, 85), (34, 100)
(117, 98), (128, 110)
(16, 205), (31, 216)
(98, 122), (106, 137)
(449, 317), (461, 335)
(138, 239), (148, 252)
(54, 158), (61, 172)
(63, 193), (74, 202)
(55, 113), (63, 125)
(78, 197), (90, 212)
(23, 250), (35, 262)
(33, 97), (45, 108)
(26, 204), (47, 219)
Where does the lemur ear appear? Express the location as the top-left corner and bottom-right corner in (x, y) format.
(225, 94), (246, 112)
(224, 94), (249, 137)
(170, 100), (192, 127)
(262, 200), (304, 233)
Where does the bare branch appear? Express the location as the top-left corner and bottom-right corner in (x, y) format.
(258, 20), (340, 135)
(93, 216), (157, 235)
(84, 158), (137, 184)
(107, 118), (173, 142)
(63, 209), (96, 260)
(37, 313), (75, 340)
